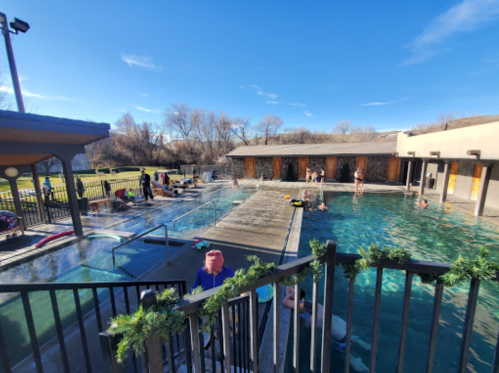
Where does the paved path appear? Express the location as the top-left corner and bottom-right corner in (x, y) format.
(143, 187), (300, 290)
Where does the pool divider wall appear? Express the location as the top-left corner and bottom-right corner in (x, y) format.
(258, 204), (304, 373)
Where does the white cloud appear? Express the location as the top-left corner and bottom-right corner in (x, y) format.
(141, 93), (148, 97)
(404, 0), (499, 65)
(304, 111), (313, 117)
(290, 103), (306, 108)
(0, 86), (75, 101)
(121, 54), (161, 70)
(361, 96), (413, 107)
(250, 85), (278, 99)
(266, 100), (280, 104)
(135, 106), (160, 114)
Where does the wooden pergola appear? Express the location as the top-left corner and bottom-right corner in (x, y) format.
(0, 110), (110, 237)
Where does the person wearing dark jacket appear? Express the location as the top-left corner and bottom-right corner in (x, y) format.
(140, 170), (154, 201)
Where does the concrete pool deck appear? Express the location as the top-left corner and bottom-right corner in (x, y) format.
(0, 181), (230, 270)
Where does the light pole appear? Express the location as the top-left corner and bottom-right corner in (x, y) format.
(0, 12), (30, 113)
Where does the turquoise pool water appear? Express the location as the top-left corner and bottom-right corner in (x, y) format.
(297, 191), (499, 373)
(0, 186), (255, 366)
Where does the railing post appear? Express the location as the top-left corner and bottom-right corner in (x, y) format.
(457, 278), (481, 373)
(213, 201), (216, 227)
(140, 289), (164, 373)
(99, 331), (127, 373)
(321, 240), (337, 373)
(165, 225), (170, 264)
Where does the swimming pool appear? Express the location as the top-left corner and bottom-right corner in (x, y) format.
(0, 186), (255, 367)
(297, 191), (499, 373)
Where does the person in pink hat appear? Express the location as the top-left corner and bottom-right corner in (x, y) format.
(191, 250), (234, 292)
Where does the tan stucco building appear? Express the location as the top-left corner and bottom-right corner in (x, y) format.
(396, 121), (499, 216)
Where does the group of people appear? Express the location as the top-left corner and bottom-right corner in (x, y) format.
(190, 250), (370, 372)
(303, 190), (328, 211)
(305, 167), (325, 186)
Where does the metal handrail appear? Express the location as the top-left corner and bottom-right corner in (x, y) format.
(112, 224), (170, 266)
(172, 201), (216, 229)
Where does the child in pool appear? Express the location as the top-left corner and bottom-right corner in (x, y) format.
(318, 202), (328, 211)
(282, 287), (371, 372)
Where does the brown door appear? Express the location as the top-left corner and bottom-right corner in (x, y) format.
(470, 164), (483, 200)
(299, 157), (308, 179)
(326, 156), (337, 180)
(245, 157), (256, 178)
(387, 156), (401, 182)
(272, 157), (282, 179)
(447, 162), (459, 195)
(356, 156), (368, 175)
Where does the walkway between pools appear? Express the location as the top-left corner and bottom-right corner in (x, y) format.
(143, 187), (301, 288)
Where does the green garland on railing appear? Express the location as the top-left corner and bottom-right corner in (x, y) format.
(418, 247), (499, 287)
(341, 244), (412, 281)
(340, 244), (498, 289)
(280, 239), (328, 286)
(109, 287), (186, 363)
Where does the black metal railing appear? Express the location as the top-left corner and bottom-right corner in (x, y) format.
(0, 280), (186, 373)
(102, 241), (499, 373)
(0, 176), (143, 228)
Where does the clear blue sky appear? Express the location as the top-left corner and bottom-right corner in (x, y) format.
(1, 0), (498, 132)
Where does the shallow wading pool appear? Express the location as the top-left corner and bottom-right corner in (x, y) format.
(296, 191), (499, 373)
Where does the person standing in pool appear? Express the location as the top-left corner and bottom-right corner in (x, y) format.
(192, 250), (235, 292)
(306, 166), (311, 183)
(359, 169), (365, 190)
(283, 287), (371, 373)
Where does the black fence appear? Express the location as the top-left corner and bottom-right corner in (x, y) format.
(103, 241), (499, 373)
(179, 164), (233, 179)
(0, 176), (143, 228)
(0, 280), (186, 373)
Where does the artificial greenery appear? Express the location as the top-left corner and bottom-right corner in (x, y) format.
(280, 239), (328, 286)
(341, 244), (412, 281)
(418, 247), (499, 287)
(109, 288), (185, 363)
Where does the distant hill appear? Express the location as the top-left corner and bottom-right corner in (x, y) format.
(410, 115), (499, 135)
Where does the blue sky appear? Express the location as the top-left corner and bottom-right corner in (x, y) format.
(1, 0), (498, 132)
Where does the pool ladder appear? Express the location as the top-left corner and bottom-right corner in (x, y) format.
(172, 201), (217, 230)
(112, 224), (170, 266)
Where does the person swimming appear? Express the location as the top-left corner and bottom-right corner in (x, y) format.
(282, 287), (371, 372)
(318, 201), (328, 211)
(415, 199), (428, 208)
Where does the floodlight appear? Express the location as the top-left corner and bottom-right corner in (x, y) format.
(10, 18), (30, 33)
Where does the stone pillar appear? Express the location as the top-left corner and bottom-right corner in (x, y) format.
(474, 163), (493, 217)
(439, 161), (451, 203)
(419, 159), (428, 196)
(59, 155), (84, 237)
(31, 164), (45, 222)
(405, 160), (413, 191)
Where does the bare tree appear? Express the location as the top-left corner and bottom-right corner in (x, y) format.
(231, 116), (253, 146)
(215, 112), (234, 157)
(351, 125), (378, 142)
(114, 112), (163, 165)
(332, 120), (352, 142)
(37, 157), (61, 175)
(257, 114), (283, 145)
(165, 103), (192, 140)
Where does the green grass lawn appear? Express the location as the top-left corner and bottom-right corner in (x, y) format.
(0, 167), (185, 193)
